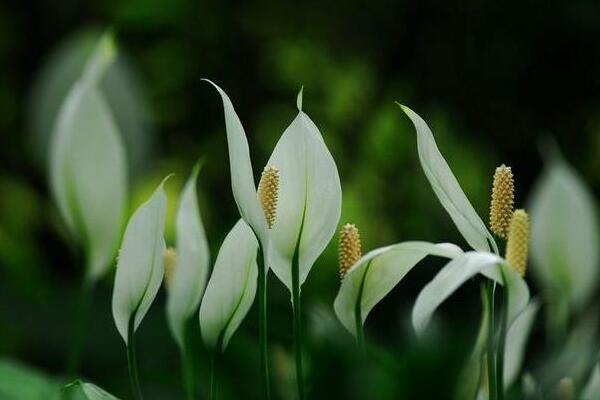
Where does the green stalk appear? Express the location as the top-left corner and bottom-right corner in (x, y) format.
(127, 314), (143, 400)
(66, 276), (94, 376)
(257, 245), (271, 399)
(181, 321), (195, 400)
(292, 243), (305, 400)
(496, 285), (508, 400)
(354, 264), (370, 357)
(209, 353), (218, 400)
(486, 281), (498, 400)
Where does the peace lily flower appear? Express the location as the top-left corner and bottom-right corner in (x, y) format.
(208, 81), (341, 399)
(163, 164), (210, 400)
(49, 32), (127, 375)
(333, 223), (464, 350)
(399, 104), (533, 399)
(50, 32), (127, 282)
(112, 177), (170, 400)
(528, 153), (599, 338)
(199, 219), (259, 400)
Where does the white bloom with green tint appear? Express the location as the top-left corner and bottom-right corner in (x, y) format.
(398, 104), (497, 253)
(529, 157), (599, 309)
(204, 81), (270, 247)
(199, 219), (258, 352)
(334, 241), (463, 336)
(50, 32), (127, 280)
(166, 164), (210, 349)
(412, 251), (529, 335)
(207, 81), (341, 290)
(112, 178), (168, 344)
(267, 90), (342, 290)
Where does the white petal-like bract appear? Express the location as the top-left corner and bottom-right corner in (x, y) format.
(199, 219), (258, 352)
(412, 251), (529, 336)
(50, 33), (127, 280)
(399, 104), (495, 253)
(112, 178), (168, 344)
(267, 94), (342, 291)
(204, 81), (268, 245)
(529, 159), (599, 309)
(167, 164), (210, 349)
(334, 241), (463, 336)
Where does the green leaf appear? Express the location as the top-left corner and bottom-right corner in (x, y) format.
(529, 158), (599, 309)
(50, 32), (127, 280)
(167, 164), (210, 349)
(504, 299), (540, 388)
(0, 359), (60, 400)
(267, 93), (342, 291)
(112, 177), (169, 344)
(203, 81), (268, 246)
(582, 364), (600, 400)
(333, 241), (463, 335)
(64, 380), (120, 400)
(398, 104), (495, 253)
(199, 219), (258, 352)
(412, 251), (529, 335)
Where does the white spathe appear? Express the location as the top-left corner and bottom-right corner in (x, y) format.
(166, 164), (210, 349)
(112, 178), (168, 344)
(50, 33), (127, 280)
(199, 219), (258, 352)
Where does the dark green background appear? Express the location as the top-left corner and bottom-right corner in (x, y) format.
(1, 0), (600, 399)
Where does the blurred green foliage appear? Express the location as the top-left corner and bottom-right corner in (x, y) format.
(1, 0), (600, 399)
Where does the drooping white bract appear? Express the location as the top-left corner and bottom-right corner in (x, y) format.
(334, 241), (463, 336)
(112, 178), (169, 344)
(199, 219), (258, 352)
(207, 81), (341, 292)
(50, 32), (127, 281)
(412, 251), (530, 335)
(166, 164), (210, 349)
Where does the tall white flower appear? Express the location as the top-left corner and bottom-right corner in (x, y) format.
(199, 219), (259, 352)
(165, 164), (210, 349)
(50, 32), (127, 281)
(112, 177), (169, 344)
(206, 81), (341, 288)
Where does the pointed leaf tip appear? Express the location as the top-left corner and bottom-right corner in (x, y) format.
(297, 86), (304, 111)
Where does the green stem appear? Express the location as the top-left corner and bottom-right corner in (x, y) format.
(181, 321), (195, 400)
(209, 353), (218, 400)
(127, 314), (143, 400)
(486, 281), (498, 400)
(354, 266), (369, 358)
(496, 285), (508, 400)
(257, 245), (271, 400)
(292, 245), (305, 400)
(354, 309), (366, 357)
(66, 277), (94, 376)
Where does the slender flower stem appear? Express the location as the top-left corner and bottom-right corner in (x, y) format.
(354, 268), (369, 358)
(66, 276), (94, 376)
(181, 321), (195, 400)
(496, 285), (508, 400)
(127, 314), (143, 400)
(209, 353), (218, 400)
(292, 244), (305, 400)
(257, 245), (271, 400)
(485, 281), (498, 400)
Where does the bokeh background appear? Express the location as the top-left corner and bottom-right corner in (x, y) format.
(1, 1), (600, 399)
